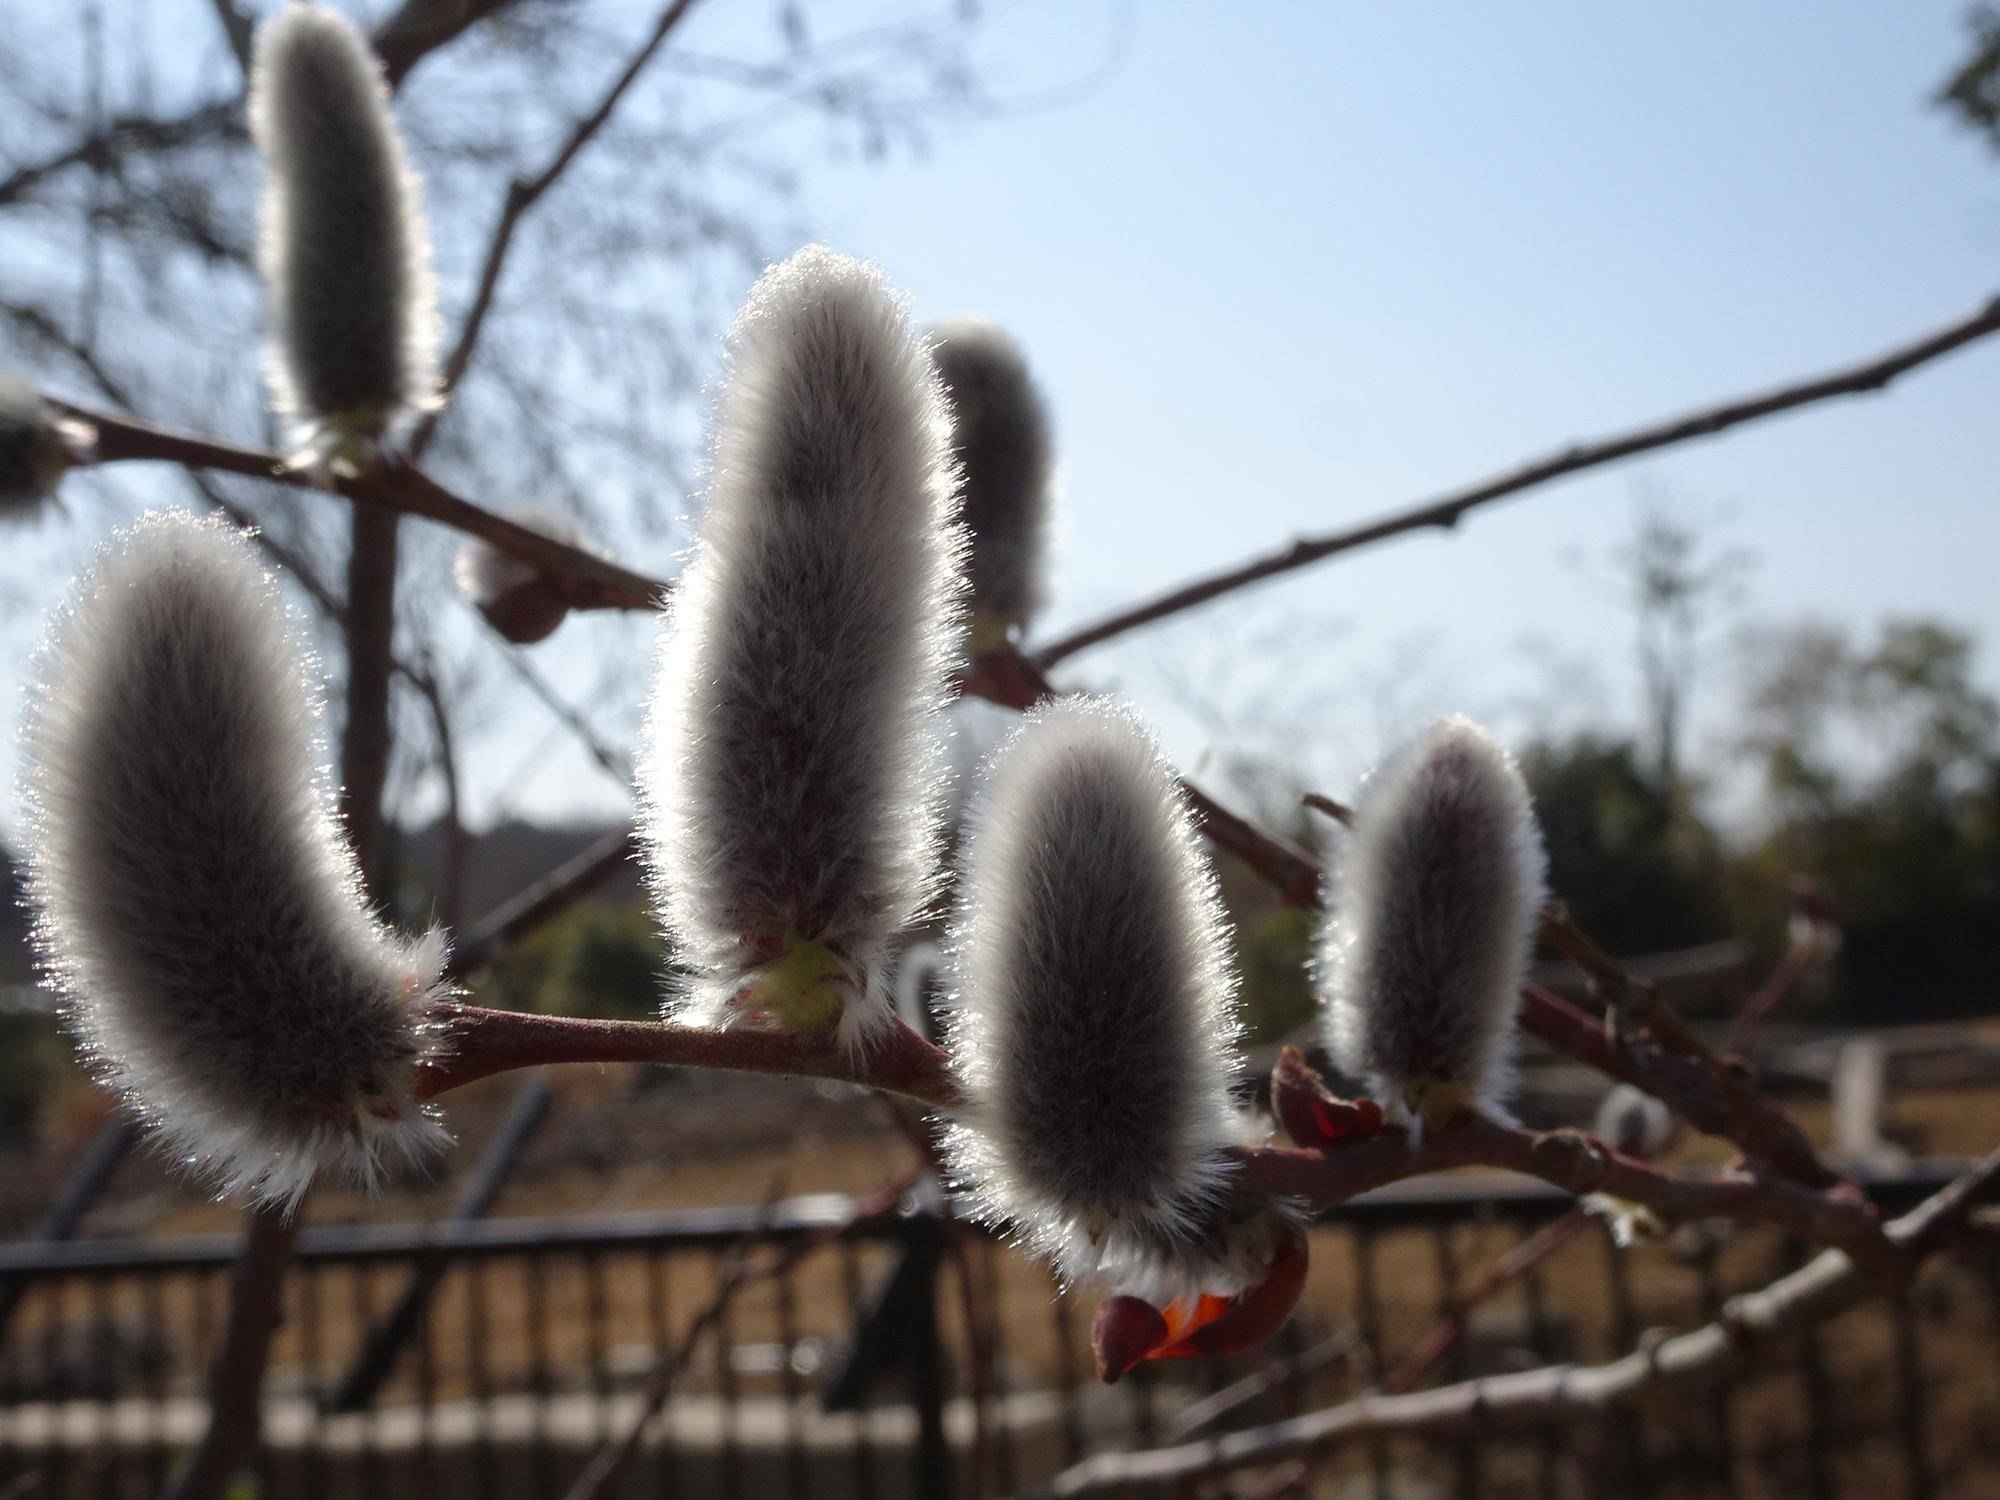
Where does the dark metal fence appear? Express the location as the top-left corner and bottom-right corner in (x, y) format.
(1, 1166), (1996, 1499)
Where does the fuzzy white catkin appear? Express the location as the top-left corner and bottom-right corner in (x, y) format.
(20, 509), (450, 1209)
(1320, 715), (1547, 1130)
(0, 376), (89, 519)
(943, 698), (1248, 1296)
(925, 318), (1052, 638)
(637, 246), (966, 1050)
(249, 3), (438, 459)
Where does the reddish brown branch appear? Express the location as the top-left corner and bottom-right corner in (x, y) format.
(1231, 1110), (1885, 1267)
(1534, 905), (1839, 1188)
(1034, 290), (2000, 667)
(414, 1002), (966, 1111)
(1300, 791), (1354, 826)
(64, 402), (668, 611)
(1729, 891), (1837, 1055)
(417, 1010), (1879, 1266)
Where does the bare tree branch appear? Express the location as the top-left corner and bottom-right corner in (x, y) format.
(206, 0), (255, 75)
(0, 101), (239, 209)
(0, 0), (530, 213)
(341, 506), (401, 891)
(1034, 291), (2000, 668)
(372, 0), (530, 89)
(413, 0), (706, 454)
(1536, 903), (1838, 1188)
(1234, 1104), (1887, 1268)
(62, 399), (669, 608)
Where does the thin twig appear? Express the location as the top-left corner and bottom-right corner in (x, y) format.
(1379, 1208), (1591, 1394)
(1231, 1110), (1888, 1268)
(0, 4), (520, 207)
(412, 0), (704, 454)
(557, 1253), (746, 1500)
(1034, 291), (2000, 667)
(1537, 903), (1838, 1188)
(372, 0), (529, 88)
(205, 0), (255, 74)
(1300, 792), (1353, 827)
(1728, 889), (1837, 1055)
(414, 1002), (966, 1110)
(443, 827), (637, 979)
(562, 1183), (911, 1500)
(1161, 1327), (1363, 1443)
(63, 401), (669, 609)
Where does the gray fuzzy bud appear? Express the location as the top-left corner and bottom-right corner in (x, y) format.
(1319, 715), (1546, 1131)
(20, 509), (449, 1208)
(0, 376), (92, 519)
(943, 698), (1247, 1296)
(1593, 1083), (1674, 1158)
(250, 3), (438, 462)
(637, 246), (966, 1050)
(452, 508), (582, 644)
(926, 318), (1052, 642)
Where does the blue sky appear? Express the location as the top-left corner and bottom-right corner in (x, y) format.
(3, 1), (1996, 835)
(801, 1), (1999, 809)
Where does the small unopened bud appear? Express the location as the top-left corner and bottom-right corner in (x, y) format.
(926, 319), (1052, 648)
(250, 4), (438, 468)
(638, 246), (966, 1052)
(943, 698), (1252, 1298)
(1593, 1083), (1675, 1158)
(452, 509), (584, 644)
(0, 377), (93, 519)
(1319, 715), (1547, 1134)
(20, 510), (450, 1208)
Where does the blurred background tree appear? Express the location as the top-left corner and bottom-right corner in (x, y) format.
(1939, 2), (2000, 150)
(0, 0), (1082, 916)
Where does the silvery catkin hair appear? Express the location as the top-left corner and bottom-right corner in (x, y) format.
(943, 698), (1247, 1296)
(1319, 715), (1546, 1131)
(926, 318), (1052, 642)
(249, 3), (437, 461)
(637, 246), (965, 1051)
(0, 376), (91, 519)
(20, 509), (449, 1209)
